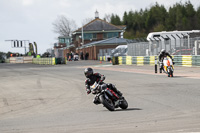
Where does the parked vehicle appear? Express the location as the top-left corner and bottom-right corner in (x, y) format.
(90, 82), (128, 111)
(110, 45), (128, 57)
(74, 54), (79, 61)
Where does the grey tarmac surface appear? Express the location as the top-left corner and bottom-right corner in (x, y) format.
(0, 61), (200, 133)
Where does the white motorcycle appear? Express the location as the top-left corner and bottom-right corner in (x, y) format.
(160, 57), (174, 77)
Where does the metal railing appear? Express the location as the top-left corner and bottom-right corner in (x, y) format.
(127, 37), (200, 56)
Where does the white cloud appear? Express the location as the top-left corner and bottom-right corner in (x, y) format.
(22, 0), (34, 6)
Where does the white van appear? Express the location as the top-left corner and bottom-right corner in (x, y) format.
(111, 45), (128, 57)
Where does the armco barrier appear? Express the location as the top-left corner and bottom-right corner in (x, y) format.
(137, 56), (144, 65)
(182, 55), (192, 67)
(192, 56), (200, 66)
(173, 56), (182, 66)
(118, 56), (123, 65)
(144, 56), (150, 65)
(103, 55), (200, 67)
(126, 56), (132, 65)
(132, 56), (137, 64)
(150, 56), (155, 65)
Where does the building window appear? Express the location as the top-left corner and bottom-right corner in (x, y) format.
(84, 33), (97, 40)
(93, 33), (97, 39)
(103, 32), (118, 39)
(103, 33), (107, 39)
(59, 38), (71, 46)
(59, 38), (65, 43)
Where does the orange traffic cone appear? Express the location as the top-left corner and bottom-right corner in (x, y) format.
(100, 61), (102, 64)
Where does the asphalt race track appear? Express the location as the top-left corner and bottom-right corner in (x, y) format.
(0, 61), (200, 133)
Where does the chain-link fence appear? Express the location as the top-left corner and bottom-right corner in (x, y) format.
(127, 37), (200, 56)
(127, 42), (149, 56)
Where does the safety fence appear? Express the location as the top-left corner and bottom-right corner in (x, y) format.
(99, 55), (200, 67)
(127, 38), (200, 56)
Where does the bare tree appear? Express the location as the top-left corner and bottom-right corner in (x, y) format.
(52, 15), (77, 36)
(81, 18), (94, 26)
(103, 14), (111, 23)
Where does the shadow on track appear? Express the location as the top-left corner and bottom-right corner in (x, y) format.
(114, 107), (142, 112)
(173, 76), (189, 78)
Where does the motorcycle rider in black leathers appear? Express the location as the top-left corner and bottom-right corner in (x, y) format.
(84, 67), (122, 104)
(158, 49), (173, 71)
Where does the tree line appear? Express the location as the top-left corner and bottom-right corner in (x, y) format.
(107, 1), (200, 39)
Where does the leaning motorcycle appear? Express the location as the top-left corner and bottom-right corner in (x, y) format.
(90, 82), (128, 111)
(161, 57), (174, 77)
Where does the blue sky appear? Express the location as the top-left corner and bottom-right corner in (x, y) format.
(0, 0), (199, 54)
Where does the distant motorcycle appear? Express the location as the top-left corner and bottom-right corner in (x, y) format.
(161, 57), (174, 77)
(90, 82), (128, 111)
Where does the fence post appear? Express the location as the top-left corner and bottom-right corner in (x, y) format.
(155, 56), (157, 73)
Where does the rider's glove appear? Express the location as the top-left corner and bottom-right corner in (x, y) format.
(86, 89), (91, 94)
(99, 76), (105, 83)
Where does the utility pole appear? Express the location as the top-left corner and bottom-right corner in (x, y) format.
(82, 26), (84, 46)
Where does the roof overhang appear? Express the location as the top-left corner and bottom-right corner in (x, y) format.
(73, 30), (124, 34)
(147, 30), (200, 41)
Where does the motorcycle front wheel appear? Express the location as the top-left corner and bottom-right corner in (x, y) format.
(119, 98), (128, 109)
(100, 95), (115, 111)
(169, 69), (173, 77)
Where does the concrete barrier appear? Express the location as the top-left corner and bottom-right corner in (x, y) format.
(32, 58), (56, 65)
(8, 57), (57, 65)
(5, 59), (10, 63)
(24, 57), (33, 63)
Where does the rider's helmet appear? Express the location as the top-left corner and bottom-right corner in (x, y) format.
(161, 49), (166, 54)
(84, 67), (93, 78)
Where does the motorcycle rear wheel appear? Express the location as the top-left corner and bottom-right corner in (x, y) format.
(171, 73), (173, 77)
(100, 95), (115, 111)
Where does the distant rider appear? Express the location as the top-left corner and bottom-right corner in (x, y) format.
(158, 49), (173, 70)
(84, 67), (122, 104)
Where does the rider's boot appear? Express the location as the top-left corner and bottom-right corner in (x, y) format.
(112, 85), (123, 97)
(117, 90), (122, 97)
(107, 83), (123, 98)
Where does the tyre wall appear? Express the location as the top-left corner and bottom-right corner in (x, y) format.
(107, 55), (200, 67)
